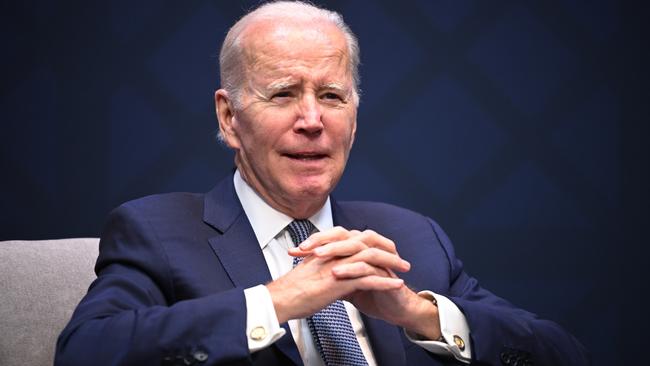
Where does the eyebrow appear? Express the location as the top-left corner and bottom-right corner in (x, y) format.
(266, 80), (296, 91)
(321, 82), (348, 93)
(265, 80), (350, 94)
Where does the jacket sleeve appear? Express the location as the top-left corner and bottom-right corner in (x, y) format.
(55, 203), (252, 366)
(428, 218), (591, 366)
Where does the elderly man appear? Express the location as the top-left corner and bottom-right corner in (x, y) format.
(56, 2), (589, 366)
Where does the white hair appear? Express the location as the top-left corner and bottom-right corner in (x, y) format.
(218, 0), (361, 109)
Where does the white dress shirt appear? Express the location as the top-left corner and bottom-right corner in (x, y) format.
(234, 170), (472, 364)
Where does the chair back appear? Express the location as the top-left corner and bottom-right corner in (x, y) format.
(0, 238), (99, 366)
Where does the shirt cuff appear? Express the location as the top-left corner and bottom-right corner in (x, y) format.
(243, 284), (286, 352)
(404, 290), (472, 364)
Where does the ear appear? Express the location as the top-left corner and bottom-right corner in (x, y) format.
(349, 115), (357, 149)
(215, 89), (241, 149)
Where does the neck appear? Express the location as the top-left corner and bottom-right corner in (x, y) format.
(237, 169), (327, 219)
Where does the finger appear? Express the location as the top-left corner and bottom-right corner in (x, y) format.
(288, 234), (358, 257)
(349, 275), (404, 291)
(352, 229), (398, 254)
(331, 262), (389, 279)
(294, 230), (374, 257)
(289, 239), (365, 258)
(347, 247), (411, 272)
(312, 238), (368, 258)
(288, 246), (311, 257)
(298, 226), (353, 250)
(385, 268), (399, 279)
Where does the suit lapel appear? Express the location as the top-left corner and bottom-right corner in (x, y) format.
(204, 175), (271, 287)
(207, 213), (272, 290)
(332, 199), (407, 366)
(204, 175), (303, 365)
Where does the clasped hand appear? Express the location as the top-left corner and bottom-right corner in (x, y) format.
(266, 227), (441, 340)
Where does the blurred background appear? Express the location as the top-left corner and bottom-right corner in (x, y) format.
(2, 1), (648, 364)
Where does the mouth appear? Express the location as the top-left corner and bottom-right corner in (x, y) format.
(282, 152), (328, 161)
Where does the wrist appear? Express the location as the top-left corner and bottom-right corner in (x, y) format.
(402, 291), (442, 341)
(266, 278), (302, 323)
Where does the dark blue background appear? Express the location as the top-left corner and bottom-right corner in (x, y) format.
(2, 1), (648, 364)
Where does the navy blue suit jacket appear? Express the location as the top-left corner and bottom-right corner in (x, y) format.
(56, 175), (589, 365)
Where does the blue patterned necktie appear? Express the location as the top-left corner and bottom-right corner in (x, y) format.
(287, 220), (369, 366)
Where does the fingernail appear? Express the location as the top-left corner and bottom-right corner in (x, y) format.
(402, 260), (411, 270)
(299, 240), (311, 249)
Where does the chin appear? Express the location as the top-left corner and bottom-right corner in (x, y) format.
(290, 177), (333, 199)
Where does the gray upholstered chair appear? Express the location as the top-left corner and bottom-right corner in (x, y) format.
(0, 238), (99, 366)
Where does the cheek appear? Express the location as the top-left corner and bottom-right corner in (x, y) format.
(235, 112), (269, 147)
(237, 125), (285, 165)
(332, 117), (356, 149)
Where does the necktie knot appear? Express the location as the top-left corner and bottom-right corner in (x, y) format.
(287, 219), (315, 246)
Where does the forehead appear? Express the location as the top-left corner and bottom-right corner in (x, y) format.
(240, 19), (351, 84)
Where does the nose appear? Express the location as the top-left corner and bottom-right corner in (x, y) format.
(294, 94), (323, 135)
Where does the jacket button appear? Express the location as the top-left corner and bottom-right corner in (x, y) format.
(193, 350), (209, 363)
(176, 355), (194, 365)
(500, 351), (513, 365)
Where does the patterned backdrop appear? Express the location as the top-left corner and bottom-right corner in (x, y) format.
(2, 1), (648, 364)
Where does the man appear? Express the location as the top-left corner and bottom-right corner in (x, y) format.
(56, 2), (589, 365)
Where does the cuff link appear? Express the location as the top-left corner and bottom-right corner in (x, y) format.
(250, 326), (267, 341)
(453, 335), (466, 351)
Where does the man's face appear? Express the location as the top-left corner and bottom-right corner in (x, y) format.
(218, 20), (357, 217)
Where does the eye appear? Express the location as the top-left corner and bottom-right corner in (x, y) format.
(271, 91), (293, 99)
(322, 92), (343, 101)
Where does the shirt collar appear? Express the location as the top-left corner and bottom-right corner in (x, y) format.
(233, 170), (333, 249)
